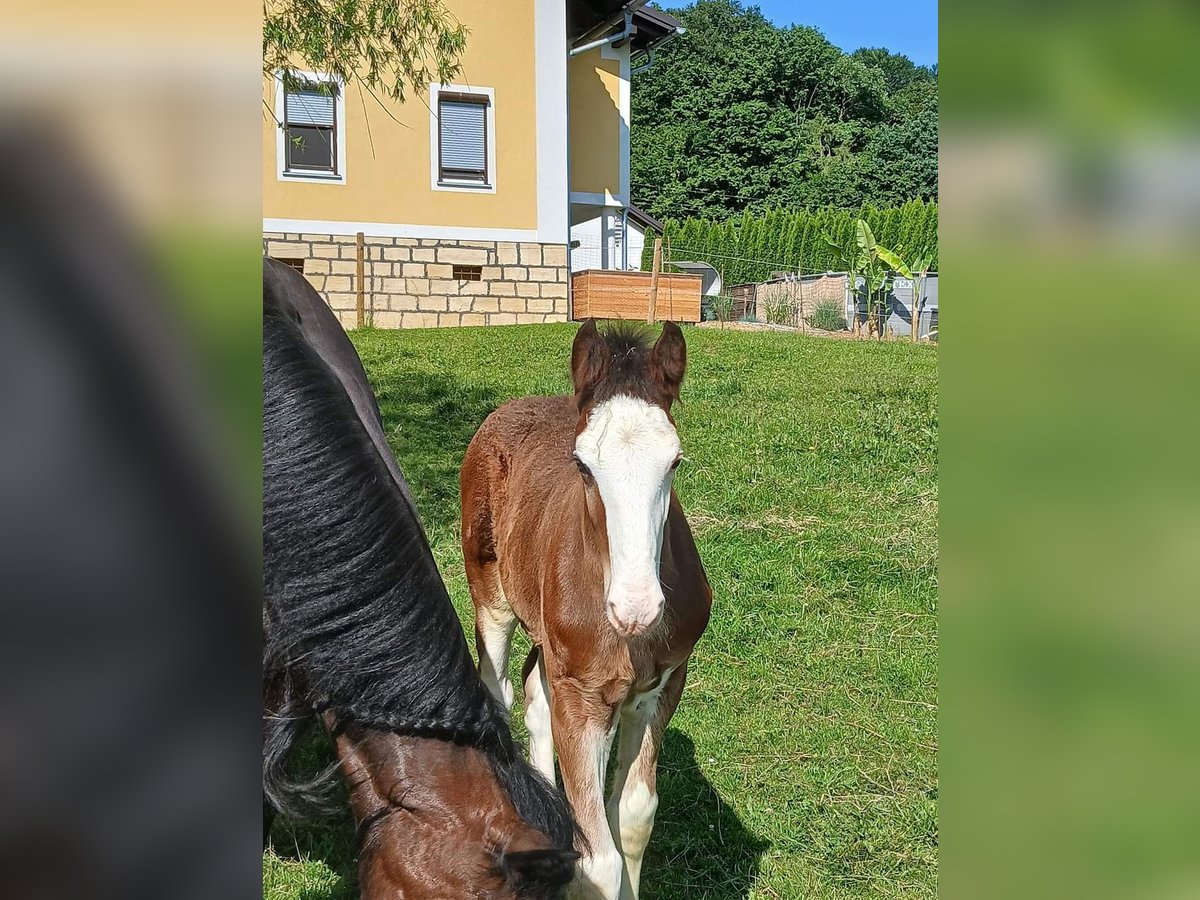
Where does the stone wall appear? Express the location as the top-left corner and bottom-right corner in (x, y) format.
(262, 232), (570, 329)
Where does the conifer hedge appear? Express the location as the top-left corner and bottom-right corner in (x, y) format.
(640, 200), (938, 284)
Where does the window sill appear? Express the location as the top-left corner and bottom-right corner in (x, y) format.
(437, 180), (492, 190)
(279, 170), (345, 184)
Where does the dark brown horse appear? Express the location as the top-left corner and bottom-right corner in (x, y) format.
(263, 259), (578, 899)
(460, 320), (712, 899)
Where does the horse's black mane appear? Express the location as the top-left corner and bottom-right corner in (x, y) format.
(262, 289), (575, 850)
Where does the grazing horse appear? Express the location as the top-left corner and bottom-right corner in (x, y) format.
(262, 259), (578, 899)
(460, 320), (712, 899)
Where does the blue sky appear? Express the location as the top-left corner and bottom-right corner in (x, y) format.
(754, 0), (938, 66)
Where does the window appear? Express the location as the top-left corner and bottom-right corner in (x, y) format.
(274, 257), (306, 274)
(276, 71), (345, 183)
(453, 264), (482, 281)
(284, 79), (338, 174)
(433, 87), (494, 189)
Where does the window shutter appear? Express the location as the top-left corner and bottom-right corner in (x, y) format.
(439, 100), (487, 174)
(286, 85), (336, 127)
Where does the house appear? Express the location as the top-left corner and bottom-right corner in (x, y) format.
(262, 0), (682, 328)
(569, 202), (663, 271)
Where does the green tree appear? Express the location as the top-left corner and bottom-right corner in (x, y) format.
(631, 0), (937, 220)
(263, 0), (468, 103)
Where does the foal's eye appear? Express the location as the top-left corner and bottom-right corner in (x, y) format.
(670, 456), (683, 471)
(574, 456), (594, 481)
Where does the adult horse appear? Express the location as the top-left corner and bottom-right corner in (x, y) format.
(460, 320), (712, 899)
(263, 259), (578, 899)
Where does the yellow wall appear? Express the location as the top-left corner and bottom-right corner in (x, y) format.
(568, 47), (622, 198)
(263, 0), (537, 229)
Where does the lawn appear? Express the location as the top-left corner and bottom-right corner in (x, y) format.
(264, 323), (938, 899)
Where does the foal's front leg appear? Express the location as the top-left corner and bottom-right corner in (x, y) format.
(607, 664), (687, 900)
(550, 678), (622, 900)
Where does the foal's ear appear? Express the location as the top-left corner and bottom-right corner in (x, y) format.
(650, 320), (687, 405)
(570, 319), (608, 406)
(497, 848), (579, 892)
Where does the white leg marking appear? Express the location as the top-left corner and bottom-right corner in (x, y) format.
(607, 670), (673, 899)
(569, 721), (622, 900)
(476, 603), (516, 710)
(524, 654), (555, 783)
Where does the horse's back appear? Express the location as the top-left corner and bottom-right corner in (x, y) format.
(263, 257), (415, 507)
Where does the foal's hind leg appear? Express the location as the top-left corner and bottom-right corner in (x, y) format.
(471, 572), (516, 710)
(461, 469), (517, 710)
(607, 664), (688, 900)
(522, 647), (556, 783)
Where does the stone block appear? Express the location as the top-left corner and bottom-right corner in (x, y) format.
(542, 245), (568, 266)
(519, 244), (542, 266)
(461, 313), (486, 327)
(490, 313), (518, 325)
(528, 266), (556, 282)
(503, 266), (528, 281)
(437, 246), (490, 265)
(267, 242), (308, 257)
(402, 312), (440, 328)
(372, 310), (404, 328)
(429, 279), (462, 295)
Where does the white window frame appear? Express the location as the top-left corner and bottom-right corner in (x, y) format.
(275, 69), (347, 185)
(429, 83), (497, 194)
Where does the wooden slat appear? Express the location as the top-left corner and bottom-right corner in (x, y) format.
(569, 269), (701, 322)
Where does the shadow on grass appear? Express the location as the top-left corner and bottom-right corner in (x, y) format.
(266, 730), (357, 900)
(643, 729), (770, 900)
(368, 368), (502, 539)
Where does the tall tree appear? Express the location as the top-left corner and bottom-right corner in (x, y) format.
(631, 0), (938, 220)
(263, 0), (468, 103)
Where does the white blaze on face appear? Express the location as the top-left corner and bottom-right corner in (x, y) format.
(574, 395), (681, 637)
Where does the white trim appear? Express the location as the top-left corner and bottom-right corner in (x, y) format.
(534, 0), (569, 244)
(263, 217), (541, 243)
(428, 82), (497, 194)
(274, 70), (347, 185)
(571, 191), (625, 207)
(601, 42), (631, 205)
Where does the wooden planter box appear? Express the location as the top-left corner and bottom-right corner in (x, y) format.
(571, 269), (702, 323)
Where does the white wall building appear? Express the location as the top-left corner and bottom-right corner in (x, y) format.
(569, 203), (663, 271)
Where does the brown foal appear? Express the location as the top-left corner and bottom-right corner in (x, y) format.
(461, 320), (712, 899)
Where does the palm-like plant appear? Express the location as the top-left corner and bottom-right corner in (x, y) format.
(824, 219), (912, 337)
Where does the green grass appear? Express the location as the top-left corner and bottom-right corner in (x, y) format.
(264, 323), (938, 899)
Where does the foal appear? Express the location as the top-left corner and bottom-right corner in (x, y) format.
(263, 265), (578, 899)
(461, 320), (712, 899)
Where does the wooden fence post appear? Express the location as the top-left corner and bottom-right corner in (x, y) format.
(355, 231), (365, 329)
(647, 237), (663, 324)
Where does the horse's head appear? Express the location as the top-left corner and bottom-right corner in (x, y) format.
(570, 319), (687, 638)
(341, 730), (578, 900)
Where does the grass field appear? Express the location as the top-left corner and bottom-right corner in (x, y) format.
(264, 323), (938, 899)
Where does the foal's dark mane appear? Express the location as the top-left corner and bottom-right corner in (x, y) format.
(262, 292), (574, 849)
(572, 319), (684, 411)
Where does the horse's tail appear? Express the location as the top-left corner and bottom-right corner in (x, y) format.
(262, 668), (339, 822)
